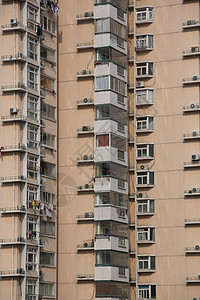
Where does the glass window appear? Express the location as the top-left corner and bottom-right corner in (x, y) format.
(27, 6), (38, 31)
(41, 15), (56, 34)
(95, 75), (126, 95)
(95, 162), (127, 180)
(28, 66), (38, 90)
(26, 248), (37, 271)
(41, 161), (56, 178)
(27, 155), (38, 180)
(40, 221), (55, 236)
(27, 125), (38, 149)
(40, 191), (56, 206)
(96, 250), (128, 267)
(41, 46), (55, 63)
(137, 199), (154, 214)
(41, 74), (55, 90)
(41, 102), (56, 120)
(95, 0), (127, 11)
(28, 96), (38, 120)
(40, 132), (55, 148)
(137, 227), (155, 242)
(39, 283), (54, 297)
(95, 18), (127, 40)
(26, 280), (36, 300)
(40, 252), (55, 266)
(27, 36), (38, 61)
(96, 282), (128, 298)
(95, 192), (128, 207)
(27, 186), (38, 209)
(96, 221), (128, 238)
(27, 217), (37, 240)
(95, 104), (127, 124)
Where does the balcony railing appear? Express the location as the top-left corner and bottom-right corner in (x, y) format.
(185, 218), (200, 225)
(183, 132), (200, 140)
(0, 237), (26, 245)
(184, 160), (200, 168)
(1, 22), (27, 31)
(1, 53), (27, 62)
(1, 144), (26, 152)
(77, 184), (94, 192)
(76, 70), (94, 79)
(1, 114), (27, 122)
(77, 212), (94, 221)
(184, 188), (200, 196)
(77, 274), (94, 281)
(77, 240), (94, 251)
(1, 175), (26, 183)
(76, 42), (94, 50)
(183, 104), (200, 112)
(1, 83), (27, 92)
(0, 205), (26, 214)
(183, 76), (200, 84)
(76, 12), (94, 22)
(0, 269), (25, 277)
(183, 47), (200, 57)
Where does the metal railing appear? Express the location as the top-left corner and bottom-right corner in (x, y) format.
(184, 160), (200, 166)
(1, 114), (27, 121)
(183, 20), (200, 27)
(185, 246), (200, 252)
(77, 155), (94, 162)
(76, 41), (94, 48)
(0, 269), (25, 276)
(1, 22), (27, 30)
(186, 276), (200, 281)
(1, 175), (26, 182)
(0, 205), (26, 212)
(183, 132), (200, 138)
(184, 189), (200, 195)
(77, 274), (94, 279)
(185, 218), (200, 223)
(77, 184), (94, 190)
(183, 104), (200, 110)
(0, 237), (25, 244)
(77, 212), (94, 219)
(2, 144), (26, 151)
(77, 69), (93, 76)
(76, 12), (94, 19)
(183, 76), (200, 83)
(77, 241), (94, 249)
(183, 47), (200, 55)
(1, 83), (26, 91)
(1, 53), (27, 61)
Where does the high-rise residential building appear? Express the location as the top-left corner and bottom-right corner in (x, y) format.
(1, 0), (200, 299)
(0, 0), (58, 299)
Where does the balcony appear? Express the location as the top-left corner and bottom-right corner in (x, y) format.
(183, 76), (200, 85)
(95, 266), (129, 283)
(183, 103), (200, 112)
(76, 12), (94, 22)
(0, 205), (26, 214)
(1, 144), (26, 153)
(1, 53), (27, 63)
(77, 98), (94, 108)
(1, 114), (27, 123)
(0, 237), (26, 246)
(77, 240), (94, 252)
(186, 276), (200, 284)
(184, 188), (200, 196)
(77, 212), (94, 222)
(0, 269), (25, 278)
(184, 160), (200, 168)
(77, 126), (94, 136)
(94, 206), (128, 224)
(183, 132), (200, 140)
(77, 69), (94, 79)
(183, 19), (200, 29)
(77, 155), (94, 164)
(95, 236), (129, 253)
(185, 245), (200, 254)
(77, 274), (94, 282)
(94, 147), (128, 166)
(77, 183), (94, 193)
(1, 83), (27, 93)
(1, 22), (27, 32)
(95, 177), (128, 194)
(76, 42), (94, 51)
(183, 47), (200, 57)
(1, 175), (26, 183)
(185, 218), (200, 225)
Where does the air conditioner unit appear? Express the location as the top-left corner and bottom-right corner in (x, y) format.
(10, 107), (18, 114)
(190, 103), (199, 109)
(198, 275), (200, 280)
(83, 155), (88, 160)
(77, 186), (82, 190)
(88, 155), (92, 160)
(136, 81), (144, 88)
(83, 97), (91, 103)
(191, 154), (200, 161)
(191, 46), (199, 53)
(84, 184), (89, 189)
(82, 70), (87, 75)
(140, 164), (148, 170)
(195, 245), (200, 251)
(82, 126), (90, 131)
(84, 12), (89, 17)
(138, 192), (147, 198)
(10, 18), (17, 25)
(192, 131), (198, 137)
(193, 76), (198, 81)
(40, 60), (45, 67)
(193, 298), (198, 300)
(83, 242), (88, 247)
(187, 19), (195, 25)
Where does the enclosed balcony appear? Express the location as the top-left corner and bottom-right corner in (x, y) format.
(95, 281), (129, 299)
(77, 212), (94, 222)
(77, 97), (94, 108)
(0, 205), (26, 214)
(77, 126), (94, 136)
(77, 69), (94, 79)
(77, 274), (94, 282)
(94, 61), (127, 81)
(95, 265), (129, 283)
(182, 19), (200, 29)
(0, 269), (25, 278)
(76, 41), (94, 51)
(185, 218), (200, 225)
(136, 7), (153, 24)
(183, 131), (200, 140)
(95, 177), (128, 194)
(1, 53), (27, 63)
(1, 83), (27, 93)
(77, 240), (94, 252)
(182, 46), (200, 57)
(76, 12), (94, 22)
(1, 175), (26, 183)
(136, 35), (153, 51)
(94, 205), (128, 224)
(183, 103), (200, 113)
(184, 188), (200, 196)
(95, 235), (129, 253)
(183, 76), (200, 85)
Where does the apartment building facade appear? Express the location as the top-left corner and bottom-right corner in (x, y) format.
(1, 0), (200, 299)
(0, 0), (58, 299)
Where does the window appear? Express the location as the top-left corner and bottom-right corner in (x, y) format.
(95, 47), (127, 68)
(136, 62), (153, 77)
(40, 251), (55, 266)
(41, 15), (56, 34)
(41, 46), (55, 63)
(28, 66), (38, 90)
(27, 186), (38, 209)
(27, 6), (38, 31)
(137, 171), (154, 186)
(137, 227), (155, 242)
(40, 132), (55, 148)
(39, 282), (54, 297)
(28, 96), (38, 120)
(138, 285), (156, 299)
(95, 75), (126, 95)
(40, 221), (55, 236)
(136, 35), (153, 50)
(26, 280), (36, 300)
(95, 0), (127, 11)
(27, 217), (37, 240)
(96, 250), (128, 267)
(26, 248), (37, 271)
(27, 36), (38, 60)
(96, 282), (128, 298)
(136, 116), (153, 131)
(96, 221), (128, 238)
(40, 191), (56, 206)
(27, 125), (38, 149)
(95, 104), (127, 124)
(137, 144), (154, 158)
(138, 256), (155, 271)
(27, 155), (38, 180)
(137, 199), (155, 214)
(96, 134), (109, 147)
(41, 161), (56, 178)
(41, 102), (56, 120)
(95, 18), (127, 40)
(136, 89), (153, 105)
(41, 74), (55, 90)
(95, 162), (127, 180)
(136, 7), (153, 22)
(95, 192), (128, 208)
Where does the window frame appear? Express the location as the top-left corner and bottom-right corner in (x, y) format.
(28, 65), (38, 90)
(137, 227), (155, 242)
(27, 35), (38, 61)
(27, 125), (38, 149)
(136, 7), (153, 23)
